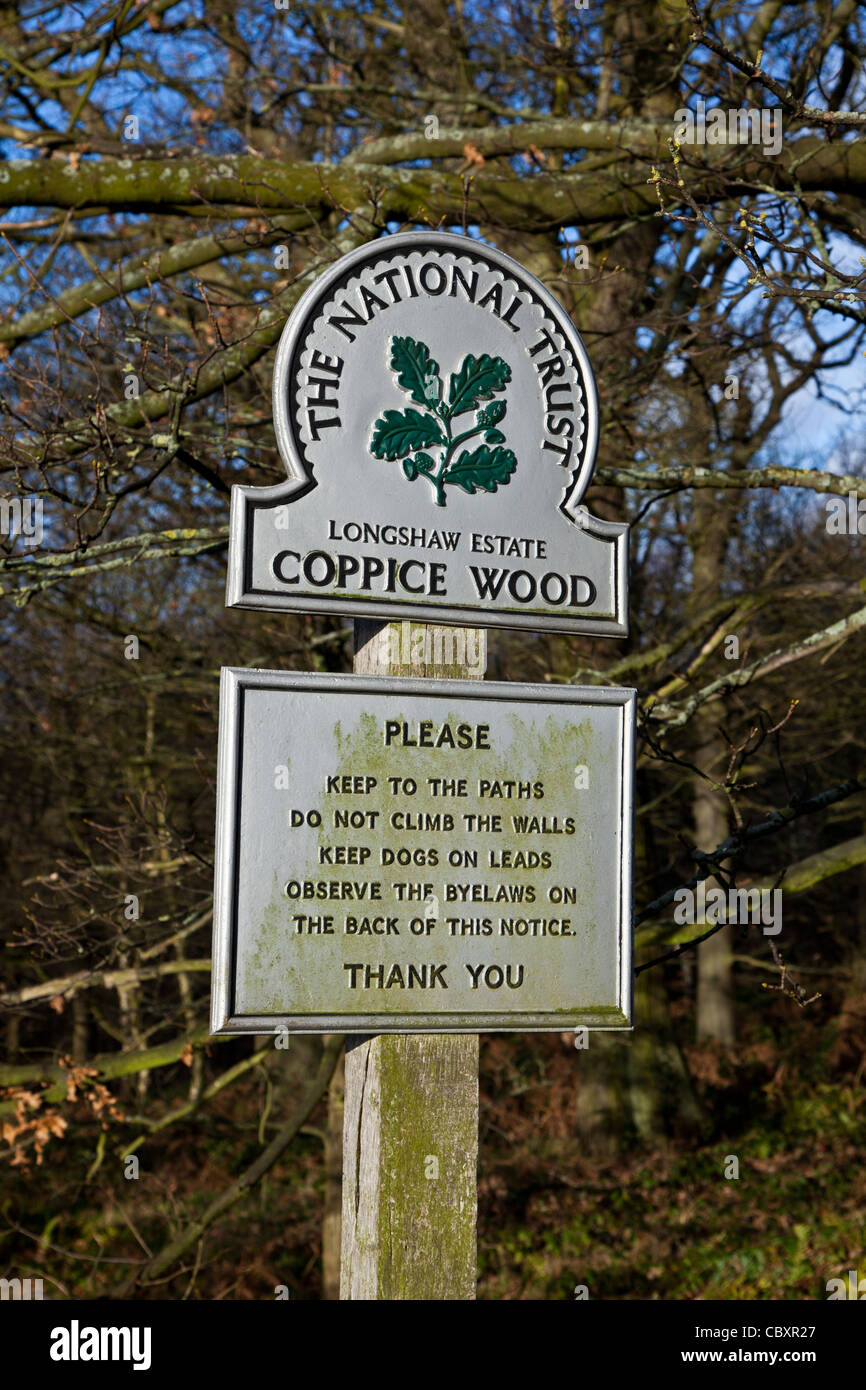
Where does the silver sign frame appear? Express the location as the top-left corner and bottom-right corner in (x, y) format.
(212, 669), (635, 1034)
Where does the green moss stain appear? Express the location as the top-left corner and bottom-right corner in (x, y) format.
(374, 1035), (477, 1300)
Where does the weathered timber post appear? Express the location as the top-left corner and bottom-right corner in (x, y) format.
(340, 619), (483, 1300)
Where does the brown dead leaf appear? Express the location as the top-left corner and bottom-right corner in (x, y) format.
(49, 994), (65, 1015)
(749, 1156), (779, 1174)
(180, 1043), (194, 1068)
(17, 1090), (42, 1112)
(462, 142), (485, 168)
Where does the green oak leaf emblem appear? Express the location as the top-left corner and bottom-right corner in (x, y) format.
(369, 335), (515, 506)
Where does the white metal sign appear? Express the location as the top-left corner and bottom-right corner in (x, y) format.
(212, 671), (634, 1033)
(226, 232), (628, 636)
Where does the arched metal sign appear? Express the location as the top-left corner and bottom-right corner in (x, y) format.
(226, 232), (628, 635)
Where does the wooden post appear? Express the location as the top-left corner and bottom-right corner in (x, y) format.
(340, 620), (484, 1301)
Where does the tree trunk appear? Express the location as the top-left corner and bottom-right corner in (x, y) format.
(693, 726), (735, 1045)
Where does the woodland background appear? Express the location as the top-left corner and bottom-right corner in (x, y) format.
(0, 0), (864, 1300)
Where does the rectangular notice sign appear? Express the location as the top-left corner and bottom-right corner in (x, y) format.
(211, 671), (634, 1033)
